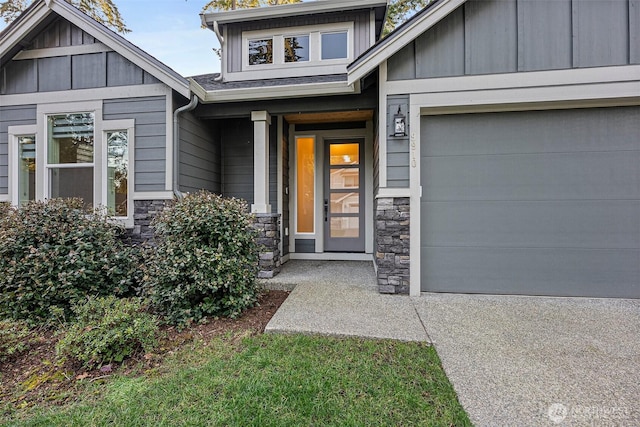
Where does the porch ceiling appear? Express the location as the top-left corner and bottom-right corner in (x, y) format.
(284, 110), (374, 124)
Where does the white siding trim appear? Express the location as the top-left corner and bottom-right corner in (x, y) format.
(132, 191), (174, 200)
(13, 43), (112, 60)
(385, 65), (640, 96)
(376, 188), (411, 198)
(165, 89), (173, 192)
(412, 81), (639, 113)
(408, 97), (421, 297)
(378, 61), (388, 188)
(0, 84), (170, 106)
(190, 80), (358, 103)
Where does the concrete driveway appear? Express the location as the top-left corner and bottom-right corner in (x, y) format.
(412, 294), (640, 426)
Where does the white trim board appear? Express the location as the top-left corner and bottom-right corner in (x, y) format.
(412, 82), (640, 113)
(203, 0), (387, 25)
(0, 84), (170, 107)
(13, 43), (112, 60)
(385, 65), (640, 96)
(190, 79), (358, 103)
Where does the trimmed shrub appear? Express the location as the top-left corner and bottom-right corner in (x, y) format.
(0, 319), (37, 362)
(0, 199), (139, 324)
(56, 296), (159, 368)
(143, 191), (259, 326)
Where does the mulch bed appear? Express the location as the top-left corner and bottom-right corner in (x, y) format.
(0, 290), (289, 413)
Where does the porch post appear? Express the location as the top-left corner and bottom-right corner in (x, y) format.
(251, 110), (271, 213)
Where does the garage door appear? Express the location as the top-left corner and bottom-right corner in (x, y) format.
(420, 106), (640, 298)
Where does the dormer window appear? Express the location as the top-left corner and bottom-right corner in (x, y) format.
(321, 32), (348, 60)
(248, 38), (273, 65)
(240, 22), (353, 79)
(285, 35), (310, 63)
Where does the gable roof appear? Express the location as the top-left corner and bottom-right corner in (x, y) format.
(0, 0), (190, 97)
(347, 0), (466, 85)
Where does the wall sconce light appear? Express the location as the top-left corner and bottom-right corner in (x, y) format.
(393, 105), (406, 137)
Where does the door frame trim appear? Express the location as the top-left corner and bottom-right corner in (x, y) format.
(289, 125), (373, 255)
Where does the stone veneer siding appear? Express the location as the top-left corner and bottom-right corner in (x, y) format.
(375, 197), (410, 294)
(127, 199), (169, 244)
(253, 213), (281, 279)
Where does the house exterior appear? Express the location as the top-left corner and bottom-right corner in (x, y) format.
(1, 0), (638, 299)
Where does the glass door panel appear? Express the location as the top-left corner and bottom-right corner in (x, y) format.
(324, 140), (364, 252)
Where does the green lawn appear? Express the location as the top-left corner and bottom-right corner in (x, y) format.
(5, 334), (471, 427)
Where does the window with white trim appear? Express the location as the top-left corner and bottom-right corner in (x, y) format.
(11, 103), (136, 225)
(241, 22), (353, 74)
(47, 112), (95, 207)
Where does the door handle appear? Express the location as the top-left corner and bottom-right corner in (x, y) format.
(324, 199), (328, 222)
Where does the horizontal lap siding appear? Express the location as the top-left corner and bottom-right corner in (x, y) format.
(387, 0), (639, 81)
(179, 110), (221, 194)
(0, 105), (37, 194)
(420, 107), (640, 298)
(103, 96), (167, 192)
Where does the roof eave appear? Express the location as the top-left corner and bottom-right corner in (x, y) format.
(193, 80), (360, 103)
(203, 0), (387, 26)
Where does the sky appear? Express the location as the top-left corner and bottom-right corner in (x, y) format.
(0, 0), (225, 77)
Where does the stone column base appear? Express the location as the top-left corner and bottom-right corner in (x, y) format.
(126, 199), (169, 245)
(375, 197), (410, 294)
(252, 213), (281, 279)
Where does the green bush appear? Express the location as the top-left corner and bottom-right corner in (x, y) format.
(0, 199), (139, 324)
(0, 319), (37, 362)
(56, 296), (159, 368)
(143, 191), (259, 326)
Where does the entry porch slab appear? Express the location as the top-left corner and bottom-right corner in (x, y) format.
(263, 260), (429, 342)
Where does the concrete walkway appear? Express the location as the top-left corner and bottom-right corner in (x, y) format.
(264, 260), (640, 426)
(263, 260), (429, 341)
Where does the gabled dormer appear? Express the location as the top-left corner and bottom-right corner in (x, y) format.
(202, 0), (387, 83)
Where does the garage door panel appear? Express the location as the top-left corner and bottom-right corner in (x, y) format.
(422, 151), (640, 201)
(420, 107), (640, 297)
(421, 247), (640, 298)
(421, 200), (640, 249)
(422, 107), (640, 157)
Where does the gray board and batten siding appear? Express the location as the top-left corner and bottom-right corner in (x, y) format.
(225, 10), (372, 74)
(0, 105), (37, 195)
(420, 106), (640, 298)
(387, 0), (640, 81)
(103, 97), (167, 193)
(178, 106), (222, 194)
(220, 118), (278, 211)
(386, 94), (410, 188)
(1, 18), (160, 95)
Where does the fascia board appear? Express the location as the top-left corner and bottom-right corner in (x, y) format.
(348, 0), (466, 85)
(0, 2), (50, 60)
(48, 0), (190, 98)
(200, 81), (358, 103)
(204, 0), (387, 25)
